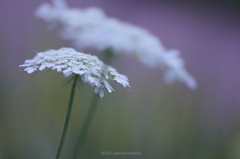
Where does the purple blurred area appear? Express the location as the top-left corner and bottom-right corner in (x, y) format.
(1, 0), (240, 158)
(2, 0), (240, 125)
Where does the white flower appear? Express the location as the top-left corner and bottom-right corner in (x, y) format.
(36, 0), (197, 89)
(20, 48), (130, 97)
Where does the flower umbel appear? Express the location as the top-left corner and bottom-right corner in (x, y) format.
(19, 48), (130, 97)
(36, 0), (197, 89)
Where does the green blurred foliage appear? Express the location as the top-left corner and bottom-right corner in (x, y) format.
(1, 56), (239, 159)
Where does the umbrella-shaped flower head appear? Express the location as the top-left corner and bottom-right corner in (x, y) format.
(36, 0), (197, 89)
(20, 48), (130, 97)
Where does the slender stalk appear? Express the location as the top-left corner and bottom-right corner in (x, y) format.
(72, 93), (100, 159)
(55, 74), (79, 159)
(103, 48), (114, 65)
(72, 49), (114, 159)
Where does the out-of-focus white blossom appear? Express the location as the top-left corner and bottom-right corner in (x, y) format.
(36, 0), (197, 89)
(19, 48), (130, 97)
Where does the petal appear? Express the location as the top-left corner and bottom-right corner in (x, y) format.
(57, 66), (62, 72)
(63, 72), (72, 77)
(72, 70), (86, 75)
(25, 67), (37, 74)
(39, 65), (46, 71)
(94, 87), (99, 93)
(94, 80), (101, 87)
(19, 64), (31, 67)
(99, 88), (104, 97)
(87, 76), (95, 83)
(105, 84), (114, 93)
(52, 66), (57, 70)
(103, 71), (109, 79)
(63, 68), (72, 74)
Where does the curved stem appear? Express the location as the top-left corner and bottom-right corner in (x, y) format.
(72, 49), (115, 159)
(72, 93), (100, 159)
(55, 74), (79, 159)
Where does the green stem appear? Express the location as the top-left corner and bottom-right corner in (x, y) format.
(104, 48), (114, 65)
(72, 49), (114, 159)
(72, 93), (100, 159)
(55, 74), (79, 159)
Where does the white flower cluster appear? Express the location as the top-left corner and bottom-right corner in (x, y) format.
(19, 48), (130, 97)
(36, 0), (197, 89)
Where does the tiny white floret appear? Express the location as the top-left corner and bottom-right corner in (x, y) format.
(36, 0), (197, 89)
(20, 48), (130, 97)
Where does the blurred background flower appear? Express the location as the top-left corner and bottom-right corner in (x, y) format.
(35, 0), (197, 89)
(1, 0), (240, 159)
